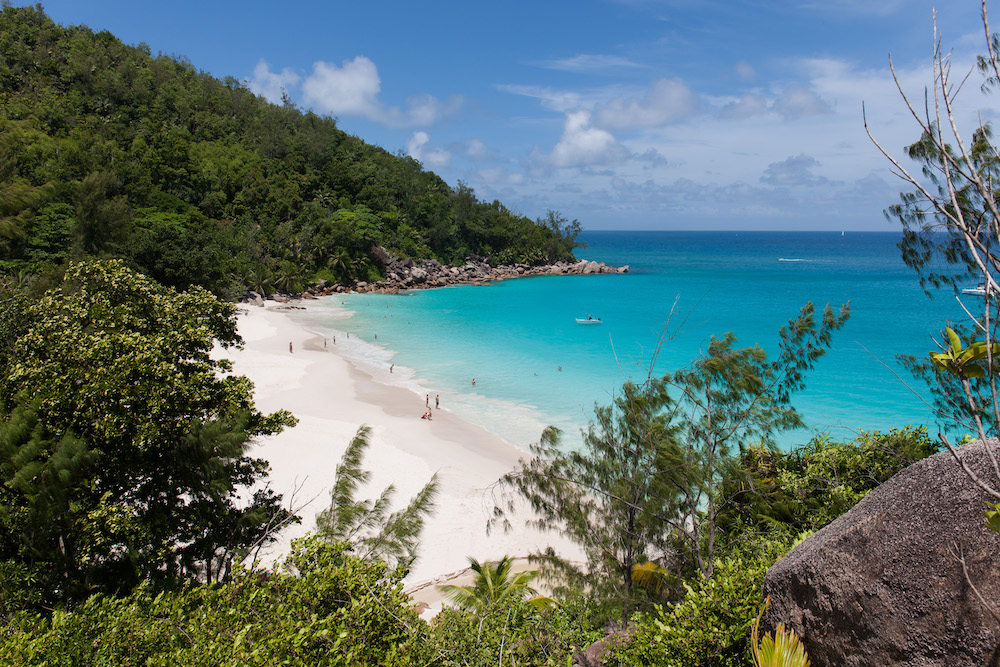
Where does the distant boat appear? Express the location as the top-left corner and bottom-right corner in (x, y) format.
(576, 315), (602, 324)
(962, 284), (990, 296)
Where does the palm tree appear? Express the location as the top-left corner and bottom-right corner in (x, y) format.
(437, 555), (552, 614)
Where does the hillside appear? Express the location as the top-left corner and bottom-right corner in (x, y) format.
(0, 4), (582, 297)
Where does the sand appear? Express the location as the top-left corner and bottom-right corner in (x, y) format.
(218, 302), (576, 614)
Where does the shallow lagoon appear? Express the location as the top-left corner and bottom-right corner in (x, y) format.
(294, 231), (962, 452)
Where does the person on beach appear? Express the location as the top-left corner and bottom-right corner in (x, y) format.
(324, 338), (327, 350)
(472, 378), (476, 386)
(390, 364), (394, 373)
(289, 342), (293, 353)
(435, 394), (439, 409)
(425, 394), (430, 408)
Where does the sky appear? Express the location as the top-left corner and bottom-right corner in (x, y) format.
(19, 0), (1000, 231)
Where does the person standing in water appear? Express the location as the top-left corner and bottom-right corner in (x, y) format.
(435, 394), (439, 409)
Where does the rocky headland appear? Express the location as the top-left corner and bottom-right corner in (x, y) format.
(246, 246), (628, 304)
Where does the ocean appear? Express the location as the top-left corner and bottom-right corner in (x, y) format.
(291, 231), (964, 452)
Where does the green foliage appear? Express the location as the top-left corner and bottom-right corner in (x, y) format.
(719, 426), (937, 539)
(929, 326), (1000, 378)
(493, 380), (681, 623)
(429, 593), (602, 667)
(751, 599), (811, 667)
(316, 425), (438, 569)
(494, 303), (848, 624)
(614, 541), (787, 667)
(0, 536), (432, 666)
(0, 5), (578, 294)
(0, 259), (296, 608)
(438, 555), (549, 615)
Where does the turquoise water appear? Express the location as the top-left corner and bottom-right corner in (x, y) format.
(292, 231), (963, 452)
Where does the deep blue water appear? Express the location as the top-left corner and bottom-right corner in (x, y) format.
(292, 231), (963, 451)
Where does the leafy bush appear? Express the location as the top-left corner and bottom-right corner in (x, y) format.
(719, 426), (936, 539)
(0, 537), (432, 666)
(429, 592), (602, 667)
(612, 541), (786, 667)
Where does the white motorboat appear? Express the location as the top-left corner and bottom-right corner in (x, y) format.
(576, 315), (602, 324)
(962, 284), (990, 296)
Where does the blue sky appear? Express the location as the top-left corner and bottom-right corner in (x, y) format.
(21, 0), (1000, 230)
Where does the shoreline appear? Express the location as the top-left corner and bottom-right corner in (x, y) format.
(219, 301), (578, 614)
(244, 252), (628, 305)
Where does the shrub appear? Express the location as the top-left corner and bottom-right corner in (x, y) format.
(0, 537), (432, 666)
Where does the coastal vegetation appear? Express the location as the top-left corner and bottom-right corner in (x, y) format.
(0, 2), (992, 666)
(0, 3), (583, 302)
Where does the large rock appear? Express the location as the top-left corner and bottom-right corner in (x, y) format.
(763, 439), (1000, 666)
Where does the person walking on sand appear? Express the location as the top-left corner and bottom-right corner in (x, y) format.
(426, 394), (430, 408)
(435, 394), (439, 409)
(289, 342), (293, 353)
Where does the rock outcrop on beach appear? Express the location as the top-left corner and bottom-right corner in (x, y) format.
(762, 438), (1000, 666)
(286, 246), (628, 299)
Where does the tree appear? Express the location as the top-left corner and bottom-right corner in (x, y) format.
(315, 425), (438, 569)
(0, 259), (296, 606)
(865, 0), (1000, 488)
(537, 209), (585, 261)
(437, 555), (546, 615)
(491, 302), (848, 622)
(664, 302), (850, 578)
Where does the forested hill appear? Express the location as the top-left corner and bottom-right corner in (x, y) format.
(0, 4), (582, 297)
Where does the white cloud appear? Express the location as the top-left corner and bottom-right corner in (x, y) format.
(735, 62), (756, 82)
(719, 92), (769, 119)
(548, 110), (628, 168)
(541, 54), (643, 72)
(593, 78), (699, 130)
(403, 94), (463, 126)
(472, 167), (525, 186)
(496, 84), (583, 112)
(407, 131), (451, 169)
(248, 59), (300, 104)
(760, 154), (832, 187)
(771, 85), (832, 119)
(302, 56), (382, 118)
(300, 56), (461, 127)
(465, 139), (491, 161)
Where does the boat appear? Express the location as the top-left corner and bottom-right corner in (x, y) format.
(962, 283), (991, 296)
(576, 315), (602, 324)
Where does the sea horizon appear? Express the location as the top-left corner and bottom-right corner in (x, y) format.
(292, 229), (961, 453)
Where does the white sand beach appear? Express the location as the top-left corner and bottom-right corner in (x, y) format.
(219, 302), (576, 613)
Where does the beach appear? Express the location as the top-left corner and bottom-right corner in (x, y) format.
(219, 302), (575, 613)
